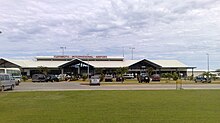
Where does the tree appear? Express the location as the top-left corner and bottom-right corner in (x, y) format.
(116, 67), (128, 77)
(147, 67), (154, 76)
(37, 66), (49, 75)
(95, 68), (105, 82)
(202, 72), (211, 78)
(161, 73), (173, 80)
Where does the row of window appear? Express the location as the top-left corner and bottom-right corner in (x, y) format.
(0, 69), (21, 76)
(0, 75), (10, 81)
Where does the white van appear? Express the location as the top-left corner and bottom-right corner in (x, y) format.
(0, 74), (16, 91)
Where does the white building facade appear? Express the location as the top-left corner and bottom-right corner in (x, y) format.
(0, 55), (196, 78)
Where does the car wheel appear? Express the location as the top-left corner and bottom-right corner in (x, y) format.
(10, 85), (14, 90)
(16, 81), (20, 86)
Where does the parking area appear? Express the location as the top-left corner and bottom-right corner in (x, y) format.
(7, 82), (220, 92)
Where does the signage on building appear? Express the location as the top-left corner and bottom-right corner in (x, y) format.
(54, 55), (108, 59)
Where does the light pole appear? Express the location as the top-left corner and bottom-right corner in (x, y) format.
(87, 54), (90, 80)
(207, 53), (209, 73)
(60, 47), (66, 56)
(123, 47), (125, 58)
(129, 47), (135, 60)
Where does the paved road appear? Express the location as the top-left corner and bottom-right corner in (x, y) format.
(10, 82), (220, 92)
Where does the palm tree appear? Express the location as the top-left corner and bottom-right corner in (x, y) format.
(147, 67), (154, 76)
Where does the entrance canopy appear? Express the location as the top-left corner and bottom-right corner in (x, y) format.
(59, 59), (94, 68)
(129, 59), (162, 69)
(58, 59), (162, 69)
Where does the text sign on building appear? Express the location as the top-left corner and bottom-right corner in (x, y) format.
(54, 56), (108, 59)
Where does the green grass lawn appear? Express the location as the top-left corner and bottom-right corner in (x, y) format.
(0, 90), (220, 123)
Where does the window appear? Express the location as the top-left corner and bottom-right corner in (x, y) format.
(4, 75), (9, 80)
(0, 75), (3, 81)
(6, 70), (21, 76)
(0, 69), (5, 73)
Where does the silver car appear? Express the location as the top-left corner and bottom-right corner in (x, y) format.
(90, 76), (100, 86)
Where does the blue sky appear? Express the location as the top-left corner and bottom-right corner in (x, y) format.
(0, 0), (220, 70)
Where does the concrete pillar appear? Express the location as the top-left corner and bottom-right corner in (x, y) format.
(78, 66), (80, 74)
(159, 68), (161, 76)
(191, 68), (194, 77)
(61, 68), (64, 80)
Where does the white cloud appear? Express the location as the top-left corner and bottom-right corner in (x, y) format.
(0, 0), (220, 69)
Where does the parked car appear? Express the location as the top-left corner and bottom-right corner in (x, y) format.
(138, 73), (150, 83)
(123, 74), (134, 79)
(104, 75), (113, 82)
(151, 74), (160, 81)
(0, 73), (16, 91)
(32, 74), (47, 82)
(90, 75), (100, 86)
(46, 74), (59, 82)
(195, 76), (211, 83)
(116, 76), (124, 82)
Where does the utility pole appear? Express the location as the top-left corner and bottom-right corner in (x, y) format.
(60, 47), (66, 56)
(129, 47), (135, 60)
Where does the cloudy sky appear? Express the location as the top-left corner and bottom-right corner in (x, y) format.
(1, 0), (220, 70)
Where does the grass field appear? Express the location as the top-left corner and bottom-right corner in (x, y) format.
(0, 90), (220, 123)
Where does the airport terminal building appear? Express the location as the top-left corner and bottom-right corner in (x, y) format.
(0, 55), (195, 77)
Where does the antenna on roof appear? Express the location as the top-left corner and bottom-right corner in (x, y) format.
(60, 47), (66, 56)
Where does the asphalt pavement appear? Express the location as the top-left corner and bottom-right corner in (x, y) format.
(9, 82), (220, 92)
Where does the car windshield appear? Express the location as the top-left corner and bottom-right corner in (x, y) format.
(13, 76), (21, 78)
(91, 76), (99, 79)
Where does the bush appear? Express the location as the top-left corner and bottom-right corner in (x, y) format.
(71, 75), (78, 81)
(186, 75), (194, 81)
(172, 72), (179, 81)
(22, 76), (28, 82)
(82, 74), (88, 81)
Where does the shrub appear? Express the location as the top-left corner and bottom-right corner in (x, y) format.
(82, 74), (88, 81)
(172, 72), (179, 81)
(22, 76), (28, 82)
(71, 75), (78, 81)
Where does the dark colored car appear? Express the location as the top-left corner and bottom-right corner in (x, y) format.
(116, 76), (124, 82)
(151, 74), (160, 81)
(104, 75), (113, 82)
(32, 74), (47, 82)
(138, 73), (150, 83)
(46, 75), (59, 82)
(195, 76), (211, 83)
